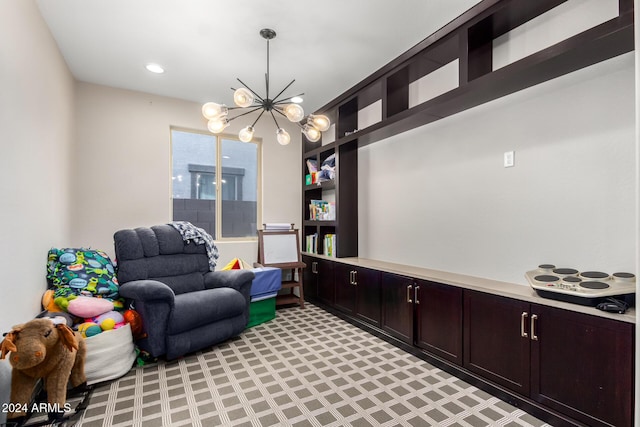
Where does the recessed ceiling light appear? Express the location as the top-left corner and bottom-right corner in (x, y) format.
(145, 63), (165, 74)
(291, 96), (303, 103)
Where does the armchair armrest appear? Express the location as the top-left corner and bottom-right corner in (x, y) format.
(204, 270), (254, 301)
(118, 280), (175, 358)
(119, 280), (175, 308)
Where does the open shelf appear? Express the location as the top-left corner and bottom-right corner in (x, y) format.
(310, 0), (633, 151)
(305, 180), (335, 192)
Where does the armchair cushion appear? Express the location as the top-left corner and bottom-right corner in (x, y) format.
(169, 288), (246, 335)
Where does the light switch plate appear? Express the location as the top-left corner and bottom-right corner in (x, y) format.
(504, 151), (515, 168)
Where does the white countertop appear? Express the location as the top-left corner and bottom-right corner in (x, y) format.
(303, 253), (636, 324)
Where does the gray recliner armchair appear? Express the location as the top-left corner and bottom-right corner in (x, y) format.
(114, 225), (254, 360)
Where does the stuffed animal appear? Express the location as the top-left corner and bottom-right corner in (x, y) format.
(0, 318), (86, 421)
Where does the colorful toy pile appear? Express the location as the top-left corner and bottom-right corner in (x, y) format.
(44, 248), (144, 340)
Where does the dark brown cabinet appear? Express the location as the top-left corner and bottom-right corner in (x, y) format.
(302, 255), (317, 299)
(415, 280), (463, 365)
(530, 304), (633, 427)
(463, 290), (531, 395)
(464, 290), (634, 427)
(334, 264), (381, 326)
(306, 258), (335, 306)
(334, 263), (356, 314)
(305, 259), (634, 426)
(380, 272), (415, 344)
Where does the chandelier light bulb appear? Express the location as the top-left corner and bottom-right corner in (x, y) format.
(202, 102), (228, 120)
(302, 124), (321, 142)
(283, 103), (305, 122)
(308, 114), (330, 132)
(233, 88), (254, 108)
(207, 117), (229, 134)
(239, 126), (255, 142)
(276, 128), (291, 146)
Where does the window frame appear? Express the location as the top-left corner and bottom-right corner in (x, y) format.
(170, 126), (263, 242)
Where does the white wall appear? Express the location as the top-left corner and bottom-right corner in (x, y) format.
(73, 82), (301, 267)
(359, 52), (636, 285)
(0, 1), (75, 332)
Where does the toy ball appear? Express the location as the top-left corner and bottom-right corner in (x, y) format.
(100, 318), (116, 331)
(77, 322), (101, 338)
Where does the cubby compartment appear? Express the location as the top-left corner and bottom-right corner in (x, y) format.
(320, 108), (338, 146)
(467, 0), (592, 82)
(408, 34), (460, 108)
(302, 133), (319, 154)
(357, 80), (383, 131)
(337, 97), (359, 138)
(385, 66), (410, 118)
(492, 0), (619, 71)
(318, 225), (337, 257)
(303, 224), (320, 254)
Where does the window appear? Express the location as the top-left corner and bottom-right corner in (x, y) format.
(171, 128), (261, 239)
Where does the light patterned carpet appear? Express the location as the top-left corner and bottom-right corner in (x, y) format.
(73, 303), (550, 426)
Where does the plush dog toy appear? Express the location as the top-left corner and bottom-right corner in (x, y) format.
(0, 318), (86, 421)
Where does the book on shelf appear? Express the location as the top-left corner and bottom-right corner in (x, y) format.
(308, 200), (336, 221)
(305, 233), (318, 254)
(323, 234), (336, 257)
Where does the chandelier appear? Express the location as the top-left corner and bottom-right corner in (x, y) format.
(202, 28), (330, 145)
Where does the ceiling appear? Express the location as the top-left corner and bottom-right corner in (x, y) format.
(36, 0), (481, 113)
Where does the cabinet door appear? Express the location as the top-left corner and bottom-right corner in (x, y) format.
(530, 304), (634, 427)
(334, 263), (356, 314)
(463, 291), (530, 395)
(302, 255), (317, 300)
(415, 280), (462, 365)
(354, 267), (381, 327)
(316, 258), (335, 306)
(381, 272), (414, 344)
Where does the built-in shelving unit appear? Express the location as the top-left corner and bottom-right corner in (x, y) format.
(302, 0), (634, 259)
(299, 2), (635, 424)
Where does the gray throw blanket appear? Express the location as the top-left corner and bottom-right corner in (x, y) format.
(169, 221), (219, 271)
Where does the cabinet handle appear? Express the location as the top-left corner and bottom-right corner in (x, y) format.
(414, 286), (420, 304)
(521, 312), (528, 338)
(531, 314), (538, 341)
(352, 270), (357, 285)
(407, 284), (413, 303)
(349, 271), (355, 285)
(312, 262), (318, 274)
